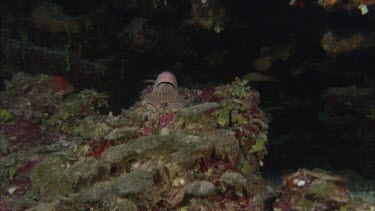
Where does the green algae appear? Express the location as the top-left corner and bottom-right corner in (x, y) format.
(231, 78), (251, 98)
(28, 154), (74, 201)
(66, 157), (100, 190)
(48, 89), (107, 126)
(214, 78), (257, 127)
(78, 180), (113, 203)
(0, 132), (11, 155)
(101, 135), (171, 164)
(0, 109), (14, 124)
(210, 78), (268, 163)
(249, 133), (267, 154)
(231, 109), (247, 125)
(217, 102), (230, 127)
(77, 169), (154, 203)
(113, 169), (154, 196)
(174, 133), (208, 153)
(72, 120), (112, 140)
(0, 158), (17, 189)
(240, 159), (251, 175)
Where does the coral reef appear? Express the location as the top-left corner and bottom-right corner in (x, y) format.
(1, 0), (375, 208)
(0, 72), (373, 210)
(0, 72), (271, 210)
(273, 169), (351, 210)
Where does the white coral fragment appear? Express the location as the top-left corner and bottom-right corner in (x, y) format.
(358, 4), (369, 15)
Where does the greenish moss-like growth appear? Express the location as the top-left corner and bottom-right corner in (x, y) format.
(28, 154), (74, 201)
(231, 78), (250, 98)
(249, 133), (268, 161)
(240, 159), (251, 175)
(212, 78), (269, 163)
(0, 158), (17, 182)
(0, 109), (14, 124)
(214, 78), (253, 127)
(217, 102), (231, 126)
(72, 120), (112, 140)
(249, 134), (267, 154)
(47, 89), (107, 127)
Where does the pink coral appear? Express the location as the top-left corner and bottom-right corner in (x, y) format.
(158, 113), (175, 128)
(142, 126), (153, 136)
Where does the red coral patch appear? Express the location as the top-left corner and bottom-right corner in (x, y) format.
(4, 119), (41, 153)
(87, 140), (113, 159)
(199, 86), (223, 102)
(53, 76), (70, 93)
(10, 159), (42, 198)
(142, 126), (153, 136)
(158, 113), (175, 128)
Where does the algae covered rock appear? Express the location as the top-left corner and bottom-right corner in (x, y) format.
(273, 168), (352, 210)
(220, 171), (248, 196)
(0, 72), (273, 210)
(105, 127), (139, 141)
(78, 180), (113, 203)
(1, 72), (366, 210)
(28, 154), (74, 202)
(65, 157), (100, 187)
(113, 169), (154, 196)
(77, 168), (154, 204)
(177, 102), (221, 121)
(101, 134), (171, 164)
(185, 180), (216, 196)
(174, 133), (211, 154)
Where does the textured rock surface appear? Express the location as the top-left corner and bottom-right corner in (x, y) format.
(0, 73), (371, 210)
